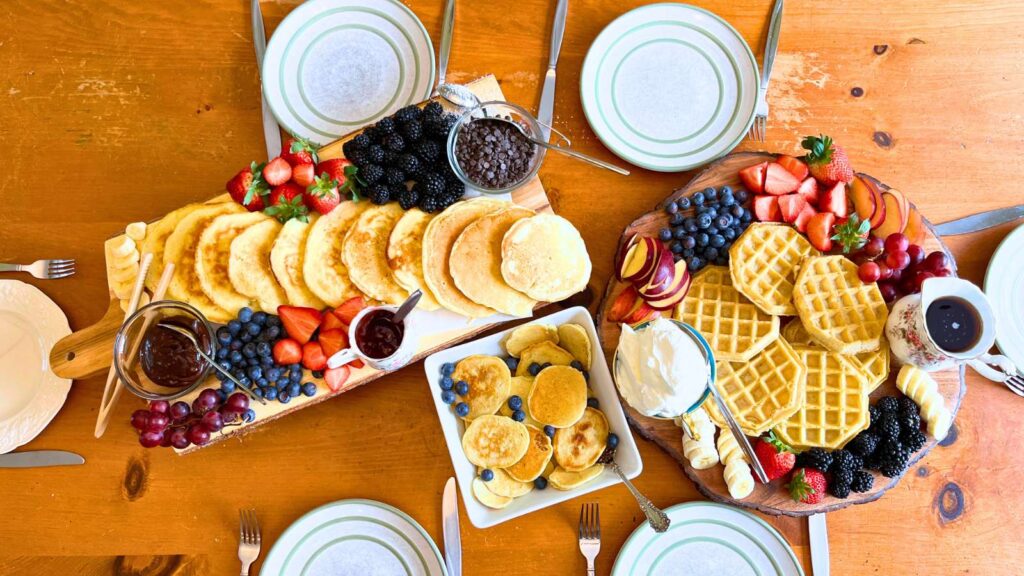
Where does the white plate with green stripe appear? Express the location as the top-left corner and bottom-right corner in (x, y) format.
(612, 502), (803, 576)
(581, 3), (758, 172)
(261, 499), (447, 576)
(262, 0), (435, 144)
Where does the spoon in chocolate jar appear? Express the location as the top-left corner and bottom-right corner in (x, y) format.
(157, 322), (266, 405)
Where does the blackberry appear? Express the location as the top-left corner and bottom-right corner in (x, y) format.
(830, 481), (852, 499)
(437, 193), (459, 210)
(418, 193), (439, 213)
(384, 166), (406, 186)
(415, 139), (442, 163)
(397, 187), (419, 210)
(352, 133), (372, 149)
(830, 467), (854, 491)
(401, 120), (423, 142)
(395, 104), (422, 123)
(383, 150), (398, 165)
(361, 164), (384, 184)
(384, 133), (406, 152)
(902, 428), (927, 452)
(397, 153), (421, 176)
(898, 396), (919, 416)
(829, 449), (860, 475)
(347, 148), (368, 167)
(376, 117), (396, 136)
(795, 448), (832, 472)
(877, 440), (910, 478)
(365, 145), (386, 164)
(422, 101), (444, 118)
(868, 405), (882, 428)
(847, 431), (880, 459)
(368, 184), (391, 205)
(876, 413), (901, 441)
(342, 140), (358, 160)
(445, 178), (466, 199)
(363, 126), (381, 143)
(421, 172), (446, 197)
(877, 396), (900, 414)
(898, 411), (921, 433)
(851, 470), (874, 493)
(426, 114), (456, 139)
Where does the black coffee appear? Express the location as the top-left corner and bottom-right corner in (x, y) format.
(925, 296), (981, 353)
(455, 117), (535, 188)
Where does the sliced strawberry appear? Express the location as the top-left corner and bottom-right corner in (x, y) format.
(349, 358), (365, 369)
(301, 341), (328, 371)
(807, 212), (837, 252)
(324, 365), (351, 392)
(292, 163), (315, 187)
(753, 195), (782, 222)
(820, 182), (849, 218)
(796, 177), (820, 207)
(763, 163), (802, 195)
(318, 328), (349, 359)
(320, 311), (346, 333)
(608, 285), (642, 323)
(794, 203), (819, 233)
(263, 157), (293, 186)
(277, 305), (323, 344)
(778, 194), (807, 224)
(738, 162), (768, 194)
(776, 155), (810, 181)
(272, 338), (303, 365)
(281, 136), (318, 166)
(333, 296), (367, 326)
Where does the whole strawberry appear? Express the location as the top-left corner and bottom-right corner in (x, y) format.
(264, 182), (309, 223)
(304, 173), (342, 215)
(786, 467), (828, 504)
(226, 162), (268, 211)
(801, 134), (854, 185)
(315, 158), (362, 201)
(754, 432), (796, 482)
(281, 135), (318, 166)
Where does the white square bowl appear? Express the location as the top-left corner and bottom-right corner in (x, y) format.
(424, 306), (643, 528)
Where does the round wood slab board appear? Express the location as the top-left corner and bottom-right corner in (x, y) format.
(596, 152), (966, 517)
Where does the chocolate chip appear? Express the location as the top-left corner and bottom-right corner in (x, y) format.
(455, 116), (536, 189)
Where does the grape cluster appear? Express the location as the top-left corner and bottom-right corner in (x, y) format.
(659, 186), (753, 273)
(131, 392), (253, 449)
(851, 233), (954, 301)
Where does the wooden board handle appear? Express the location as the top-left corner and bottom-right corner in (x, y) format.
(49, 298), (124, 380)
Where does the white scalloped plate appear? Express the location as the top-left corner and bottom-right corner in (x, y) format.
(985, 222), (1024, 371)
(0, 280), (71, 454)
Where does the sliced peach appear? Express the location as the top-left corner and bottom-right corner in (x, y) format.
(849, 176), (886, 229)
(872, 191), (909, 239)
(904, 207), (926, 245)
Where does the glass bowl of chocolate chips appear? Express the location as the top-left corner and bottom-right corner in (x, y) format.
(447, 101), (546, 194)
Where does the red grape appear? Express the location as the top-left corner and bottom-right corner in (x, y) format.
(876, 262), (892, 280)
(924, 251), (950, 272)
(858, 261), (881, 283)
(906, 245), (925, 265)
(201, 411), (224, 433)
(877, 281), (898, 302)
(170, 429), (190, 449)
(934, 267), (953, 277)
(139, 431), (163, 448)
(913, 270), (935, 291)
(149, 400), (170, 415)
(851, 253), (871, 266)
(884, 233), (909, 254)
(889, 266), (903, 282)
(160, 429), (174, 448)
(885, 250), (911, 271)
(130, 410), (150, 431)
(146, 413), (170, 433)
(862, 236), (885, 258)
(192, 390), (219, 415)
(899, 274), (918, 294)
(219, 407), (239, 423)
(170, 401), (191, 422)
(186, 424), (211, 446)
(226, 392), (250, 413)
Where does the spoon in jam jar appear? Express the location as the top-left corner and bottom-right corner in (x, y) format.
(157, 322), (266, 405)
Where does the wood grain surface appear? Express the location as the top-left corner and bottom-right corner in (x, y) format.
(1, 1), (1023, 575)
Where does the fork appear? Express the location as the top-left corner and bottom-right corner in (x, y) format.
(1004, 373), (1024, 398)
(578, 502), (601, 576)
(749, 0), (784, 142)
(0, 259), (76, 279)
(238, 509), (261, 576)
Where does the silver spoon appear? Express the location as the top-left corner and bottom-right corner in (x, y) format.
(392, 289), (422, 325)
(599, 448), (670, 533)
(157, 322), (266, 405)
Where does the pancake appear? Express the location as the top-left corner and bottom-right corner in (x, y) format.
(461, 414), (530, 468)
(505, 425), (553, 482)
(503, 323), (559, 357)
(501, 213), (592, 302)
(342, 202), (408, 304)
(422, 198), (508, 317)
(196, 212), (269, 314)
(450, 206), (537, 317)
(548, 464), (604, 490)
(304, 201), (369, 306)
(141, 203), (205, 292)
(387, 208), (441, 310)
(553, 407), (609, 472)
(472, 477), (513, 509)
(557, 323), (592, 370)
(528, 365), (588, 428)
(453, 355), (512, 420)
(163, 202), (243, 323)
(270, 216), (327, 309)
(515, 341), (576, 377)
(229, 218), (288, 313)
(483, 468), (534, 498)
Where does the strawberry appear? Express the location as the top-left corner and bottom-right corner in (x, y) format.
(226, 163), (269, 211)
(752, 195), (781, 222)
(794, 203), (818, 233)
(830, 213), (871, 254)
(304, 173), (342, 215)
(763, 163), (801, 195)
(319, 310), (347, 332)
(281, 135), (318, 166)
(316, 158), (362, 202)
(807, 211), (837, 252)
(801, 135), (854, 185)
(753, 432), (795, 481)
(272, 338), (303, 365)
(778, 194), (807, 224)
(301, 341), (328, 371)
(738, 162), (768, 194)
(265, 182), (309, 223)
(333, 296), (367, 326)
(292, 162), (315, 187)
(277, 305), (323, 344)
(819, 182), (848, 218)
(324, 365), (351, 392)
(318, 328), (349, 358)
(796, 177), (820, 207)
(263, 156), (293, 186)
(777, 155), (809, 181)
(786, 467), (828, 504)
(349, 358), (365, 369)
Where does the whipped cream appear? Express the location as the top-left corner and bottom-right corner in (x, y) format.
(615, 318), (709, 417)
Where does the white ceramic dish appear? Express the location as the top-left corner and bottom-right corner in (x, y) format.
(424, 306), (643, 528)
(0, 280), (72, 454)
(984, 222), (1024, 371)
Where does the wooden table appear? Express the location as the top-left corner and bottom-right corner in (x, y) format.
(1, 1), (1022, 574)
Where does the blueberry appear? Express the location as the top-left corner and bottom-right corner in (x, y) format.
(217, 328), (232, 346)
(505, 357), (519, 372)
(710, 234), (726, 248)
(455, 380), (470, 396)
(480, 469), (494, 481)
(587, 397), (600, 408)
(291, 363), (302, 372)
(540, 362), (552, 370)
(704, 247), (719, 260)
(696, 232), (709, 246)
(543, 425), (556, 437)
(508, 395), (523, 410)
(267, 368), (281, 381)
(256, 377), (268, 387)
(659, 228), (672, 242)
(582, 370), (590, 381)
(455, 402), (470, 417)
(290, 370), (303, 383)
(242, 343), (257, 358)
(677, 196), (692, 210)
(221, 381), (236, 394)
(440, 362), (456, 376)
(669, 241), (683, 254)
(441, 390), (456, 404)
(440, 376), (454, 390)
(716, 215), (732, 229)
(715, 255), (729, 266)
(528, 362), (543, 376)
(702, 206), (718, 218)
(669, 212), (685, 226)
(253, 387), (264, 398)
(534, 476), (548, 489)
(214, 389), (226, 403)
(704, 187), (717, 200)
(238, 307), (253, 322)
(287, 382), (301, 398)
(673, 228), (687, 240)
(238, 375), (251, 387)
(266, 315), (280, 327)
(265, 325), (281, 339)
(229, 340), (243, 351)
(607, 433), (620, 449)
(311, 370), (323, 379)
(256, 342), (272, 358)
(278, 391), (291, 404)
(252, 311), (267, 326)
(681, 248), (695, 259)
(740, 208), (753, 223)
(570, 360), (584, 371)
(243, 409), (256, 423)
(227, 320), (242, 335)
(216, 347), (229, 360)
(664, 201), (679, 215)
(684, 218), (699, 233)
(729, 204), (744, 218)
(681, 235), (696, 250)
(247, 358), (259, 367)
(246, 322), (261, 336)
(302, 382), (317, 397)
(511, 410), (526, 422)
(240, 332), (253, 343)
(687, 257), (704, 271)
(230, 351), (244, 364)
(697, 214), (712, 229)
(735, 190), (750, 203)
(692, 191), (705, 205)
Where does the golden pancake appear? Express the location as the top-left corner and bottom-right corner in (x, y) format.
(163, 202), (243, 323)
(461, 414), (530, 468)
(505, 425), (553, 482)
(548, 464), (604, 490)
(501, 213), (592, 302)
(304, 201), (369, 306)
(141, 203), (205, 292)
(453, 355), (512, 420)
(422, 198), (508, 317)
(270, 217), (327, 309)
(503, 323), (559, 357)
(515, 341), (576, 377)
(343, 202), (408, 304)
(196, 212), (269, 313)
(528, 365), (587, 428)
(471, 477), (513, 509)
(557, 323), (592, 370)
(387, 208), (441, 311)
(450, 206), (537, 317)
(498, 376), (534, 418)
(229, 219), (288, 313)
(553, 407), (609, 472)
(482, 468), (533, 498)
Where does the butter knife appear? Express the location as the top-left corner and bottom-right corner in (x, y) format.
(809, 513), (829, 576)
(537, 0), (569, 141)
(934, 205), (1024, 236)
(433, 0), (456, 96)
(0, 450), (85, 468)
(252, 0), (281, 159)
(442, 477), (462, 576)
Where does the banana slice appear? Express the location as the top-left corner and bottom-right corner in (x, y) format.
(106, 236), (136, 259)
(125, 221), (147, 241)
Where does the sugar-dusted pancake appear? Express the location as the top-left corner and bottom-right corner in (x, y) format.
(461, 414), (530, 468)
(450, 205), (537, 317)
(343, 202), (407, 304)
(472, 477), (513, 509)
(501, 213), (592, 302)
(163, 202), (244, 323)
(422, 198), (508, 317)
(387, 208), (440, 311)
(548, 464), (604, 490)
(270, 216), (327, 309)
(515, 340), (575, 377)
(229, 218), (288, 313)
(557, 323), (592, 370)
(141, 203), (205, 292)
(503, 323), (558, 357)
(553, 407), (609, 472)
(304, 201), (368, 306)
(528, 365), (587, 428)
(453, 355), (512, 420)
(196, 212), (269, 314)
(505, 425), (553, 482)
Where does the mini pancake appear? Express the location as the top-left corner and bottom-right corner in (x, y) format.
(304, 201), (369, 306)
(548, 464), (605, 490)
(461, 414), (530, 468)
(505, 425), (553, 482)
(270, 216), (327, 309)
(343, 202), (408, 304)
(515, 341), (576, 377)
(553, 407), (609, 472)
(501, 213), (592, 302)
(163, 202), (244, 323)
(503, 323), (558, 357)
(422, 198), (508, 317)
(450, 205), (537, 317)
(528, 365), (588, 428)
(557, 323), (592, 370)
(229, 218), (288, 313)
(387, 208), (440, 310)
(472, 477), (513, 509)
(141, 203), (205, 292)
(498, 376), (533, 418)
(196, 211), (269, 313)
(483, 468), (533, 498)
(453, 355), (512, 420)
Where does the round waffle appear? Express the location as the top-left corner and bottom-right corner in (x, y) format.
(461, 415), (530, 468)
(782, 319), (890, 392)
(729, 223), (819, 316)
(793, 255), (888, 355)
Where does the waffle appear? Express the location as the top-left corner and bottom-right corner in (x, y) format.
(705, 337), (807, 436)
(793, 256), (889, 354)
(782, 319), (890, 392)
(675, 265), (780, 362)
(729, 223), (819, 316)
(774, 345), (871, 450)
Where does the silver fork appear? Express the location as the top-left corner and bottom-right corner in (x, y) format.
(1004, 373), (1024, 397)
(749, 0), (784, 142)
(578, 502), (601, 576)
(0, 259), (76, 279)
(238, 509), (261, 576)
